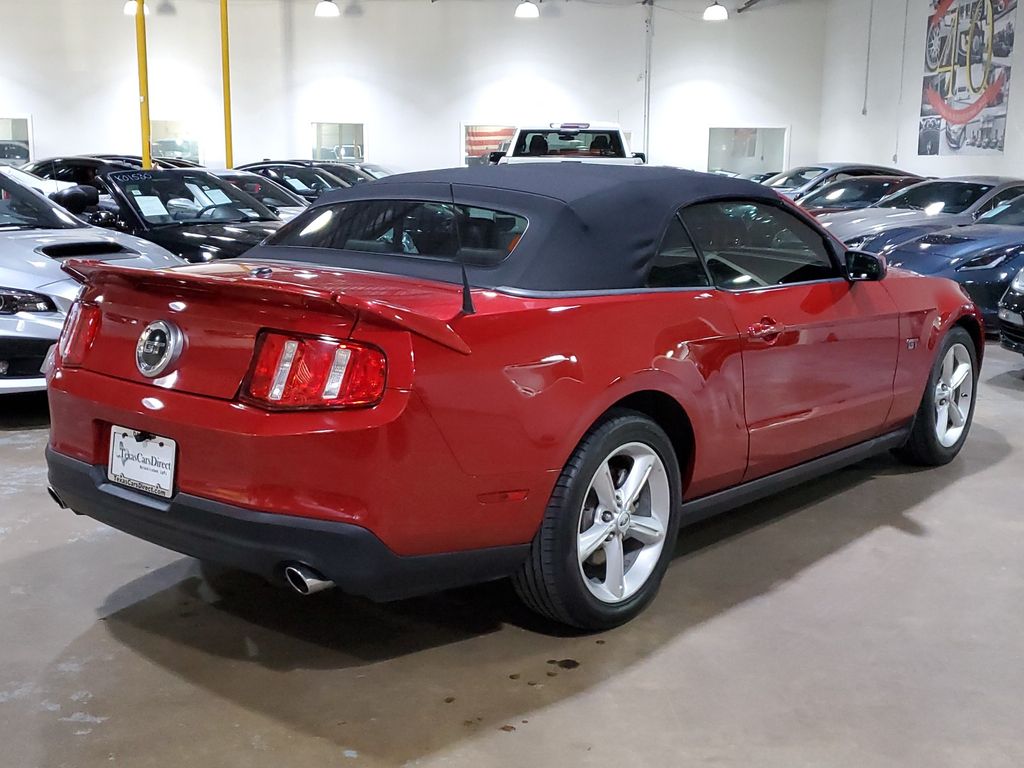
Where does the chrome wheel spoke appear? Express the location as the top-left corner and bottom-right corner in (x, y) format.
(936, 402), (950, 433)
(602, 535), (626, 600)
(949, 402), (966, 428)
(627, 514), (665, 545)
(619, 454), (655, 509)
(950, 362), (971, 390)
(579, 521), (615, 563)
(941, 350), (955, 386)
(591, 462), (618, 511)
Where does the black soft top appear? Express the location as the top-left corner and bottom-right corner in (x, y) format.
(264, 164), (784, 292)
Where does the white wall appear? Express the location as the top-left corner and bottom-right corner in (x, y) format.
(0, 0), (827, 172)
(650, 0), (827, 171)
(818, 0), (1024, 177)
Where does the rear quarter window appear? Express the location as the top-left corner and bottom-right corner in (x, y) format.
(269, 199), (528, 266)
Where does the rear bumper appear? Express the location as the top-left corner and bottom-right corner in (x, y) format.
(46, 448), (529, 601)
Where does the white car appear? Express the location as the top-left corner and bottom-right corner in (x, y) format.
(0, 165), (74, 196)
(498, 123), (646, 165)
(0, 173), (183, 394)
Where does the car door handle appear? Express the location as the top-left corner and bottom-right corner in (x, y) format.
(748, 318), (785, 340)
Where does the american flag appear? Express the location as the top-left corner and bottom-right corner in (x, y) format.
(465, 125), (516, 158)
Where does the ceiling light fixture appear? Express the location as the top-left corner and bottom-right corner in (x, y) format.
(702, 1), (728, 21)
(122, 0), (150, 15)
(515, 0), (540, 19)
(315, 0), (341, 17)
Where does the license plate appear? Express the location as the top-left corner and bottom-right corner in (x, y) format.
(107, 426), (177, 499)
(998, 308), (1023, 327)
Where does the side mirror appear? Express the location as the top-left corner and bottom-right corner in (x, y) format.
(487, 151), (506, 165)
(633, 152), (647, 164)
(846, 249), (887, 281)
(48, 185), (100, 215)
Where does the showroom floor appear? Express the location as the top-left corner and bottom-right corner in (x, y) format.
(1, 344), (1021, 768)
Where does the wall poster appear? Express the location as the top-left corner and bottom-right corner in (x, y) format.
(920, 0), (1017, 156)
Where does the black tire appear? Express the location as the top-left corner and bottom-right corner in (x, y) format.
(895, 327), (978, 466)
(512, 408), (683, 630)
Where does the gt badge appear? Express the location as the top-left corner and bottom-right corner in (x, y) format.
(136, 320), (184, 378)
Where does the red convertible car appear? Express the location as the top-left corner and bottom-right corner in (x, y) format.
(45, 165), (983, 629)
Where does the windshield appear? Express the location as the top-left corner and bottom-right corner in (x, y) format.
(510, 129), (626, 158)
(0, 172), (84, 230)
(107, 170), (278, 226)
(273, 166), (345, 195)
(875, 181), (993, 215)
(979, 194), (1024, 225)
(764, 167), (826, 188)
(802, 178), (908, 209)
(359, 164), (394, 179)
(218, 174), (307, 210)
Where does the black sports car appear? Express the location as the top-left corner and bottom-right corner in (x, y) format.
(235, 161), (349, 201)
(56, 168), (281, 262)
(23, 156), (138, 192)
(289, 160), (375, 185)
(999, 269), (1024, 357)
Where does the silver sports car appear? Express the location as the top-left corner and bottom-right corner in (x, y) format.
(0, 171), (182, 394)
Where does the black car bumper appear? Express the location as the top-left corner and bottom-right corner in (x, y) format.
(999, 289), (1024, 355)
(46, 448), (529, 601)
(0, 336), (53, 378)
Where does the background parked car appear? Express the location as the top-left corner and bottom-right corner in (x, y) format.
(798, 175), (923, 216)
(818, 176), (1024, 253)
(22, 156), (137, 192)
(283, 159), (375, 185)
(0, 140), (30, 166)
(763, 163), (911, 199)
(0, 170), (181, 394)
(208, 169), (308, 221)
(499, 122), (646, 165)
(91, 153), (204, 169)
(236, 161), (349, 202)
(884, 193), (1024, 329)
(62, 168), (283, 262)
(743, 171), (780, 184)
(0, 165), (73, 196)
(998, 268), (1024, 356)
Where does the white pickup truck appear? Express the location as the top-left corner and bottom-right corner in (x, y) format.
(493, 123), (646, 165)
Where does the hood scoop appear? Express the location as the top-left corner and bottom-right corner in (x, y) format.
(915, 233), (971, 246)
(36, 241), (138, 260)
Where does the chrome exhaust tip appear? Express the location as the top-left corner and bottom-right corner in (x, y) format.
(47, 486), (68, 509)
(283, 563), (334, 596)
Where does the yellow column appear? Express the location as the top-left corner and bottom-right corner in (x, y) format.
(221, 0), (234, 167)
(134, 2), (152, 169)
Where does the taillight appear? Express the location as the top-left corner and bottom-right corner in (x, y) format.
(242, 331), (387, 410)
(57, 302), (102, 367)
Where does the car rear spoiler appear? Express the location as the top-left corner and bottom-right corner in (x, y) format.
(61, 260), (472, 355)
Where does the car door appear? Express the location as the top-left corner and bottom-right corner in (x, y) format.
(680, 200), (900, 480)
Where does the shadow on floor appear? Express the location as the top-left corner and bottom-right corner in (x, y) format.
(23, 420), (1008, 766)
(985, 368), (1024, 394)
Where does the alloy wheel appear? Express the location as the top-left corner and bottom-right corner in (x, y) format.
(576, 442), (670, 604)
(934, 342), (974, 448)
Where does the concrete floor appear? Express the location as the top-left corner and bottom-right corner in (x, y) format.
(1, 344), (1022, 768)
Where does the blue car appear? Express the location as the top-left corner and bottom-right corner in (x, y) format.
(885, 194), (1024, 330)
